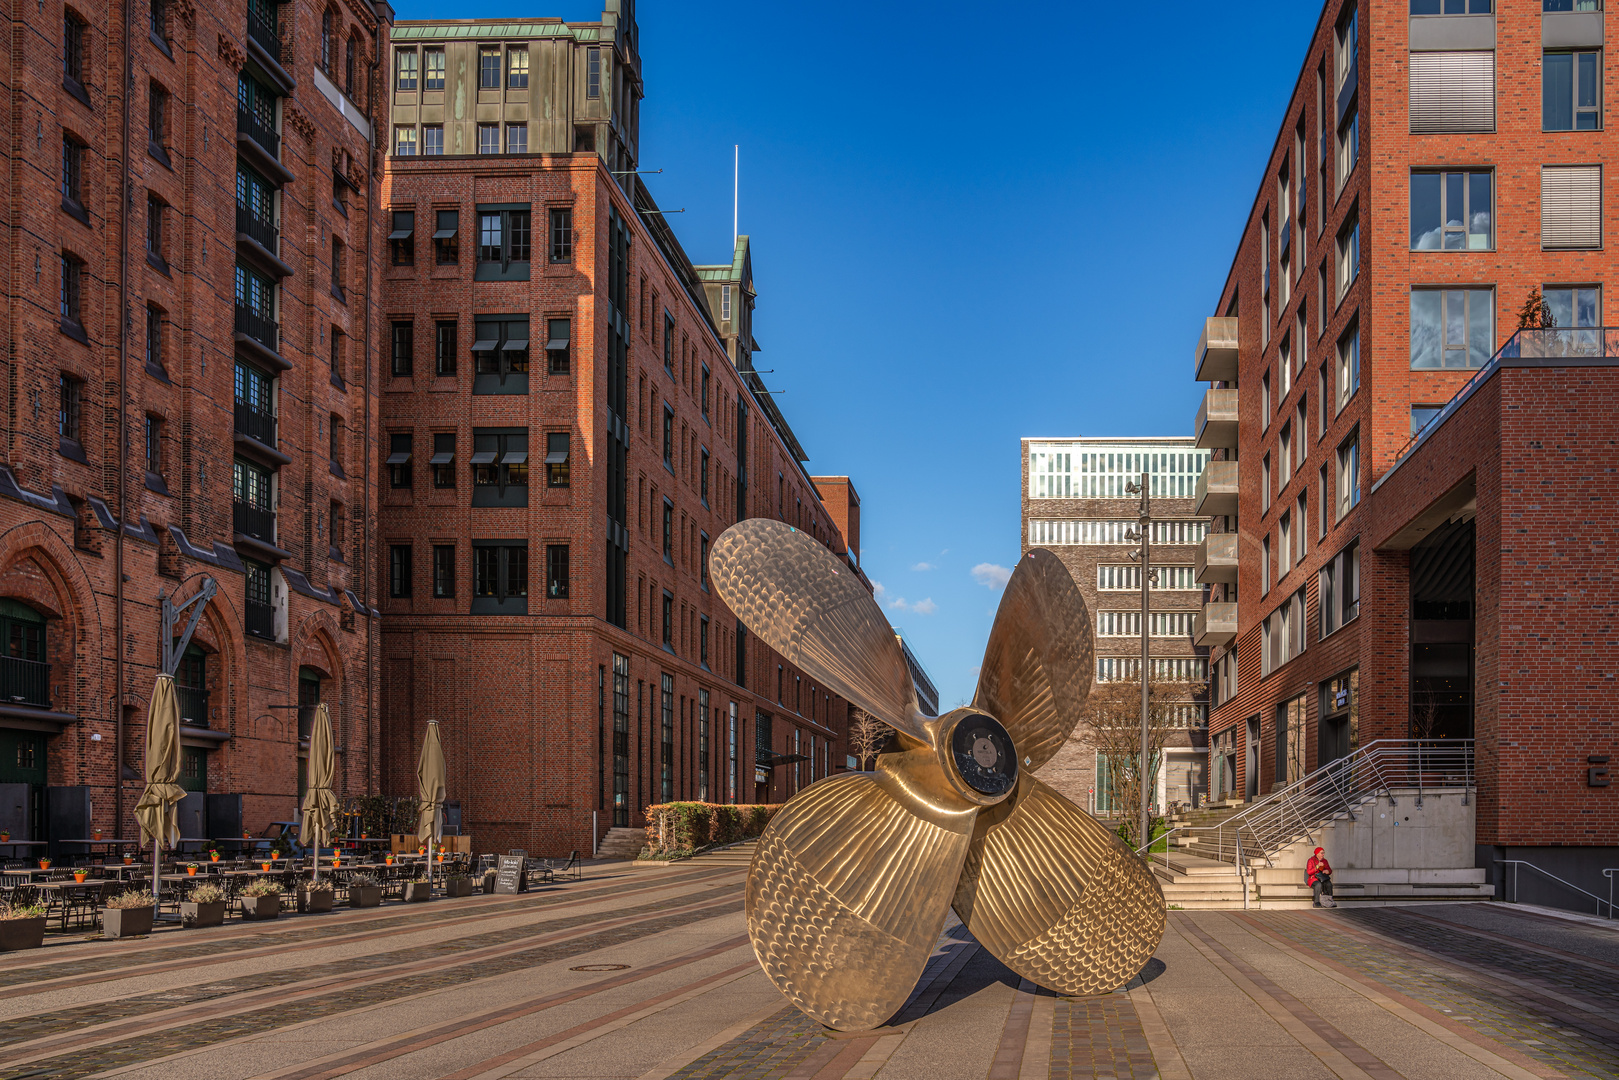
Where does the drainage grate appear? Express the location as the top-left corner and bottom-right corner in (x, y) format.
(569, 963), (630, 971)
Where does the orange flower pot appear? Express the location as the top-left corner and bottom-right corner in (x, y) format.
(122, 856), (133, 865)
(37, 859), (49, 870)
(385, 856), (395, 865)
(261, 862), (272, 871)
(210, 854), (220, 862)
(187, 867), (197, 876)
(73, 871), (87, 883)
(92, 829), (103, 841)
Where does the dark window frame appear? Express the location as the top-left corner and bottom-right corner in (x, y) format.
(388, 431), (413, 488)
(432, 431), (456, 488)
(546, 543), (569, 598)
(435, 319), (457, 376)
(391, 320), (414, 378)
(432, 544), (455, 597)
(389, 544), (412, 598)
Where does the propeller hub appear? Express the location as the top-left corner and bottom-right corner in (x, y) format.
(944, 711), (1018, 802)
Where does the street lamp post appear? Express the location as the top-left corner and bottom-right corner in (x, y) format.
(1125, 471), (1153, 851)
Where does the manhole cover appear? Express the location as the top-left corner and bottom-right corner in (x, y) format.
(569, 963), (629, 972)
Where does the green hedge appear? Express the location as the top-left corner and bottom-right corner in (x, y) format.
(641, 802), (781, 859)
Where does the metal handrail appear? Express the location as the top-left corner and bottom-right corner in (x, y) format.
(1497, 860), (1618, 920)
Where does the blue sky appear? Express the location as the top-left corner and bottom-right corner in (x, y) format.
(395, 0), (1324, 708)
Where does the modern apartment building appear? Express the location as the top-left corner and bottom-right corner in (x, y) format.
(1192, 0), (1618, 905)
(1021, 437), (1211, 816)
(0, 0), (393, 844)
(377, 4), (878, 856)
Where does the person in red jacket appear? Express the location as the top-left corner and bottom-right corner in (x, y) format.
(1306, 847), (1335, 907)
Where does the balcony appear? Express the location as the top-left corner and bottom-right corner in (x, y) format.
(245, 600), (276, 641)
(1194, 388), (1240, 449)
(233, 500), (277, 546)
(237, 103), (279, 161)
(1195, 533), (1239, 584)
(1193, 459), (1239, 517)
(177, 684), (209, 726)
(234, 401), (277, 448)
(1195, 316), (1239, 382)
(246, 3), (280, 62)
(234, 302), (280, 355)
(0, 655), (49, 708)
(1193, 603), (1238, 648)
(233, 204), (290, 278)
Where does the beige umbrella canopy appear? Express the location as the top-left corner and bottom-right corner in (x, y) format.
(300, 704), (340, 882)
(417, 721), (447, 887)
(135, 675), (185, 909)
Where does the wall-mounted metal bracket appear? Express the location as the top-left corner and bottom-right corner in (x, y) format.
(159, 577), (217, 676)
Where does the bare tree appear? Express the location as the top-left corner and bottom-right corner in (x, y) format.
(1516, 287), (1555, 330)
(848, 709), (891, 772)
(1078, 676), (1206, 849)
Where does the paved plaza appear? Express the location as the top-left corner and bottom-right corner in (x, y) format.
(9, 858), (1618, 1080)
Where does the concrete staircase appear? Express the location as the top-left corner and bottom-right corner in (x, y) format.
(691, 840), (758, 867)
(594, 827), (646, 860)
(1150, 852), (1249, 909)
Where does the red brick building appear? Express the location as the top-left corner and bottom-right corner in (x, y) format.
(1194, 0), (1617, 904)
(0, 0), (393, 845)
(377, 5), (874, 856)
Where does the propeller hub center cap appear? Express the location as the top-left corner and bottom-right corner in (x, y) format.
(949, 712), (1018, 797)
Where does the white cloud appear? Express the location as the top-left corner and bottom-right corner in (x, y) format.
(972, 563), (1012, 589)
(872, 581), (887, 601)
(891, 597), (937, 615)
(911, 561), (936, 572)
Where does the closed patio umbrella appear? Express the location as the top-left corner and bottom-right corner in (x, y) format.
(417, 721), (446, 892)
(299, 704), (339, 885)
(134, 675), (185, 918)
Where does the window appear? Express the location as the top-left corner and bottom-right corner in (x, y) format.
(145, 415), (163, 478)
(586, 47), (601, 98)
(663, 406), (674, 466)
(434, 209), (458, 264)
(701, 365), (710, 419)
(390, 210), (415, 265)
(1411, 170), (1493, 250)
(1320, 539), (1361, 636)
(145, 305), (165, 374)
(61, 135), (84, 209)
(330, 328), (345, 386)
(345, 34), (358, 98)
(391, 320), (414, 377)
(547, 544), (569, 598)
(430, 320), (457, 377)
(1261, 534), (1271, 594)
(64, 11), (86, 85)
(389, 545), (412, 598)
(1335, 3), (1357, 92)
(1411, 404), (1444, 434)
(1336, 433), (1360, 519)
(425, 47), (444, 90)
(1278, 511), (1292, 576)
(477, 208), (531, 270)
(1336, 213), (1359, 300)
(60, 253), (83, 326)
(1544, 50), (1601, 130)
(479, 46), (500, 88)
(432, 432), (455, 487)
(320, 7), (333, 73)
(1261, 454), (1271, 513)
(508, 46), (528, 88)
(471, 429), (529, 504)
(700, 532), (710, 587)
(331, 238), (346, 298)
(145, 194), (167, 266)
(664, 313), (675, 371)
(663, 499), (674, 561)
(1261, 591), (1307, 677)
(1411, 288), (1493, 369)
(148, 82), (168, 153)
(1337, 111), (1358, 187)
(433, 545), (455, 597)
(700, 616), (710, 667)
(329, 413), (343, 470)
(1336, 322), (1359, 410)
(1410, 52), (1495, 133)
(700, 448), (710, 505)
(1280, 423), (1293, 487)
(506, 124), (527, 154)
(396, 49), (417, 91)
(473, 317), (530, 391)
(1411, 0), (1491, 11)
(422, 125), (443, 155)
(662, 592), (674, 648)
(1296, 400), (1308, 464)
(478, 124), (499, 154)
(549, 208), (573, 262)
(1261, 371), (1271, 428)
(546, 432), (571, 487)
(388, 432), (413, 488)
(1096, 564), (1198, 590)
(1541, 166), (1601, 250)
(546, 318), (570, 375)
(1543, 285), (1600, 329)
(1295, 495), (1309, 563)
(235, 361), (275, 436)
(721, 285), (732, 321)
(473, 544), (528, 611)
(394, 126), (417, 155)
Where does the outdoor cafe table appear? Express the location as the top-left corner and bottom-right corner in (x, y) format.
(34, 879), (112, 930)
(0, 840), (48, 860)
(58, 839), (143, 861)
(2, 868), (55, 881)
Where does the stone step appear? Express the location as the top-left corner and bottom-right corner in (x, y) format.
(594, 827), (647, 859)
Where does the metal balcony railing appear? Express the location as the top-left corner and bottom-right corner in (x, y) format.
(245, 600), (276, 640)
(0, 655), (49, 708)
(234, 302), (279, 353)
(236, 204), (278, 254)
(233, 500), (277, 544)
(177, 684), (209, 726)
(237, 103), (279, 159)
(246, 2), (280, 60)
(234, 400), (277, 447)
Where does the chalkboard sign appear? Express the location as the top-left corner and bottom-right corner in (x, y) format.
(495, 855), (528, 894)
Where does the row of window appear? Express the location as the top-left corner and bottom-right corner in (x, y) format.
(1096, 657), (1209, 683)
(388, 207), (572, 266)
(1095, 565), (1199, 591)
(1096, 611), (1199, 637)
(387, 541), (569, 604)
(395, 123), (531, 156)
(1256, 538), (1362, 680)
(1026, 445), (1212, 500)
(385, 429), (572, 497)
(393, 44), (602, 97)
(388, 317), (572, 388)
(1025, 519), (1210, 546)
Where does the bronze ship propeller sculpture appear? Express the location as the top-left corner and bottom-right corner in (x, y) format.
(708, 518), (1166, 1031)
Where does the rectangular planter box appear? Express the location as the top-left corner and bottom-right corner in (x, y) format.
(180, 901), (226, 928)
(298, 889), (334, 914)
(403, 881), (432, 903)
(0, 917), (46, 951)
(240, 894), (280, 920)
(444, 878), (474, 898)
(348, 885), (382, 908)
(103, 906), (155, 939)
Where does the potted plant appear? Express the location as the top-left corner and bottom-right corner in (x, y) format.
(72, 870), (88, 883)
(384, 854), (395, 866)
(0, 903), (47, 951)
(92, 827), (104, 841)
(347, 872), (382, 908)
(297, 883), (334, 913)
(443, 873), (473, 898)
(208, 849), (220, 863)
(122, 855), (133, 866)
(185, 862), (199, 876)
(239, 881), (282, 920)
(103, 890), (156, 939)
(1, 830), (11, 843)
(403, 878), (433, 902)
(180, 883), (227, 928)
(37, 858), (50, 870)
(260, 860), (273, 872)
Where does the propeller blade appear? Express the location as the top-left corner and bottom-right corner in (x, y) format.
(711, 519), (925, 740)
(973, 548), (1092, 771)
(952, 773), (1164, 996)
(748, 771), (976, 1030)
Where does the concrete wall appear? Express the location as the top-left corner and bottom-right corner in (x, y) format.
(1276, 787), (1475, 874)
